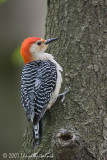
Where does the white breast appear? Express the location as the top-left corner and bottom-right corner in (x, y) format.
(47, 60), (63, 109)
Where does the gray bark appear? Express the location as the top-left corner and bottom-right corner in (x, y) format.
(20, 0), (107, 159)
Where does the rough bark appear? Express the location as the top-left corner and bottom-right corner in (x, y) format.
(20, 0), (107, 160)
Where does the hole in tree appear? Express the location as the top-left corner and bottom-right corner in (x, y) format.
(59, 133), (72, 141)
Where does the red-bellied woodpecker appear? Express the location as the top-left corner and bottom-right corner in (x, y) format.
(21, 37), (62, 145)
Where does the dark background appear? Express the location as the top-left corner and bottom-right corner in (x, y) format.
(0, 0), (47, 155)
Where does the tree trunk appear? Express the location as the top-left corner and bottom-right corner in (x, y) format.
(20, 0), (107, 159)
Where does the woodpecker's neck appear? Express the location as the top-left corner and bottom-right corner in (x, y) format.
(33, 53), (63, 71)
(33, 52), (53, 61)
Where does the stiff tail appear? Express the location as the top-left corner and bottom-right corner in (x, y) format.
(33, 119), (42, 147)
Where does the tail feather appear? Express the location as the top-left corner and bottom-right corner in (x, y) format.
(33, 123), (39, 139)
(33, 119), (42, 147)
(38, 119), (42, 145)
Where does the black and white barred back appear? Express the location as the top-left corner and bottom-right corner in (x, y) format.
(21, 60), (57, 130)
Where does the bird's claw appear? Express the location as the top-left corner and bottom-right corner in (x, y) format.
(58, 87), (70, 102)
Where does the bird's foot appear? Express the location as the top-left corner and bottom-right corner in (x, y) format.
(58, 87), (70, 102)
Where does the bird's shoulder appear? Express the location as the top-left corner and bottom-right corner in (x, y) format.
(22, 60), (56, 71)
(22, 60), (57, 78)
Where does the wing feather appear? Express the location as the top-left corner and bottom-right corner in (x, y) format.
(21, 60), (57, 123)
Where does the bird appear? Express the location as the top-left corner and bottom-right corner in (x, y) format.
(21, 37), (63, 146)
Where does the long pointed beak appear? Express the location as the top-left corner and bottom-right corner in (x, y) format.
(44, 37), (59, 45)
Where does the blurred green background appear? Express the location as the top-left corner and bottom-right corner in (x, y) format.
(0, 0), (47, 156)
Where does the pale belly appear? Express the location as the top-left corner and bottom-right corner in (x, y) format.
(47, 69), (62, 109)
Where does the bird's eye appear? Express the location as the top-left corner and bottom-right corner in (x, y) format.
(37, 42), (41, 46)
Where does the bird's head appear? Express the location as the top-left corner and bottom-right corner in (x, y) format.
(21, 37), (58, 64)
